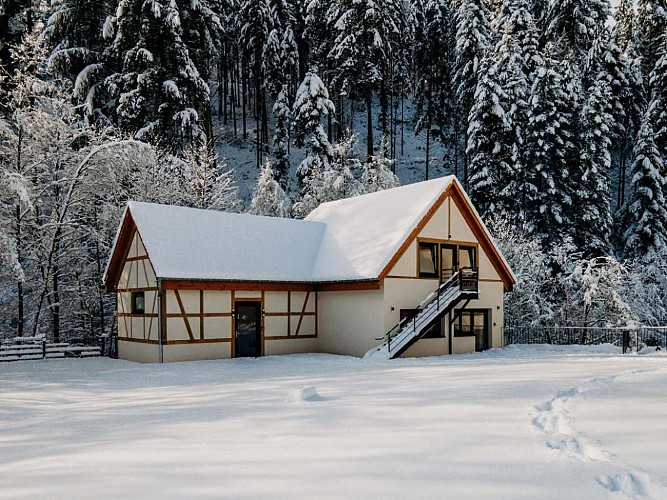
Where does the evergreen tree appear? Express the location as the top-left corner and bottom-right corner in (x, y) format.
(525, 50), (576, 248)
(544, 0), (611, 59)
(588, 28), (642, 207)
(102, 0), (214, 151)
(249, 161), (292, 218)
(174, 143), (241, 211)
(466, 57), (513, 215)
(292, 68), (335, 213)
(649, 41), (667, 152)
(574, 79), (614, 256)
(623, 102), (667, 258)
(326, 0), (401, 160)
(271, 88), (292, 190)
(636, 0), (667, 81)
(362, 136), (400, 193)
(412, 0), (456, 180)
(614, 0), (637, 52)
(454, 0), (492, 180)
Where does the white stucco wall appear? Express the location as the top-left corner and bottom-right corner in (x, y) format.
(318, 289), (384, 357)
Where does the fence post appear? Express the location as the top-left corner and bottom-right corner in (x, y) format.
(42, 338), (47, 360)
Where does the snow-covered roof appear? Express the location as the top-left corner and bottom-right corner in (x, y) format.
(121, 202), (326, 282)
(105, 176), (514, 287)
(306, 176), (455, 280)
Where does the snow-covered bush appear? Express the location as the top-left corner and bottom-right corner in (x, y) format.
(249, 162), (292, 218)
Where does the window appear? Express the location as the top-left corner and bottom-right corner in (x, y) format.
(418, 242), (438, 278)
(459, 246), (476, 270)
(132, 291), (145, 314)
(418, 240), (477, 280)
(453, 310), (489, 351)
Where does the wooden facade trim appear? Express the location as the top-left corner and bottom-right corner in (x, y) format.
(116, 287), (157, 293)
(173, 290), (195, 341)
(164, 338), (231, 345)
(125, 255), (150, 262)
(294, 292), (310, 336)
(160, 279), (380, 292)
(118, 337), (159, 345)
(265, 335), (317, 340)
(316, 281), (380, 291)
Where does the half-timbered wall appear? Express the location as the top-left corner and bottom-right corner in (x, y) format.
(161, 287), (318, 361)
(116, 231), (159, 362)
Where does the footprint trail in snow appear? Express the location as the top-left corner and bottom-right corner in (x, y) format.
(532, 369), (667, 499)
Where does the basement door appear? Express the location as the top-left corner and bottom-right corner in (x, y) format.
(234, 301), (261, 357)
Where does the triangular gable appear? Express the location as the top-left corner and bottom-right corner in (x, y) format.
(377, 178), (515, 292)
(104, 207), (136, 292)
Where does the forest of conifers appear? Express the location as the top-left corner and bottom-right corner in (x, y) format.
(1, 0), (667, 342)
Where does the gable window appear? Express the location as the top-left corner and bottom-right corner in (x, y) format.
(132, 291), (145, 314)
(418, 242), (438, 278)
(418, 240), (477, 280)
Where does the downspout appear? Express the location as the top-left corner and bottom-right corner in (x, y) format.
(157, 277), (164, 363)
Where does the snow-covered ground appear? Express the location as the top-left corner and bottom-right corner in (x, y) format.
(1, 345), (666, 499)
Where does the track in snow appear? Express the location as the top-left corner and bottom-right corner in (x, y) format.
(532, 369), (667, 499)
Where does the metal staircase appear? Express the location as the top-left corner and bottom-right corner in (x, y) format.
(365, 267), (479, 360)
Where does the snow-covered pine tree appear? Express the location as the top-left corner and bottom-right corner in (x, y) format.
(362, 136), (400, 193)
(292, 68), (335, 216)
(238, 0), (271, 167)
(573, 79), (614, 257)
(525, 49), (576, 249)
(454, 0), (492, 180)
(636, 0), (667, 81)
(102, 0), (214, 152)
(544, 0), (611, 60)
(412, 0), (456, 180)
(262, 0), (298, 100)
(614, 0), (637, 52)
(494, 0), (542, 81)
(323, 133), (363, 202)
(249, 161), (292, 218)
(649, 41), (667, 153)
(271, 88), (291, 190)
(587, 28), (642, 208)
(623, 101), (667, 258)
(466, 56), (512, 216)
(43, 0), (111, 82)
(173, 143), (241, 212)
(467, 0), (536, 219)
(326, 0), (401, 160)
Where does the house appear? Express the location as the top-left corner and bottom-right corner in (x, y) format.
(103, 176), (515, 363)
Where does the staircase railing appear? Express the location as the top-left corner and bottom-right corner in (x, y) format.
(375, 267), (479, 355)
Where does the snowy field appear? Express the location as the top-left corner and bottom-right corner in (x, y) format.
(1, 346), (666, 500)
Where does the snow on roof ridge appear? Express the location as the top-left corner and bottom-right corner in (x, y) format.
(106, 175), (514, 285)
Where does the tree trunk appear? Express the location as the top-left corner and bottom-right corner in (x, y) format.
(366, 91), (373, 162)
(15, 204), (24, 338)
(426, 125), (430, 181)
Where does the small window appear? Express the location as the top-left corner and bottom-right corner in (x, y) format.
(459, 246), (477, 270)
(132, 291), (145, 314)
(418, 242), (438, 278)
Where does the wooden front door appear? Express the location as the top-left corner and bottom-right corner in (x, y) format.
(234, 301), (261, 358)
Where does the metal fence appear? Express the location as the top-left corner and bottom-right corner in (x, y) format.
(503, 326), (667, 352)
